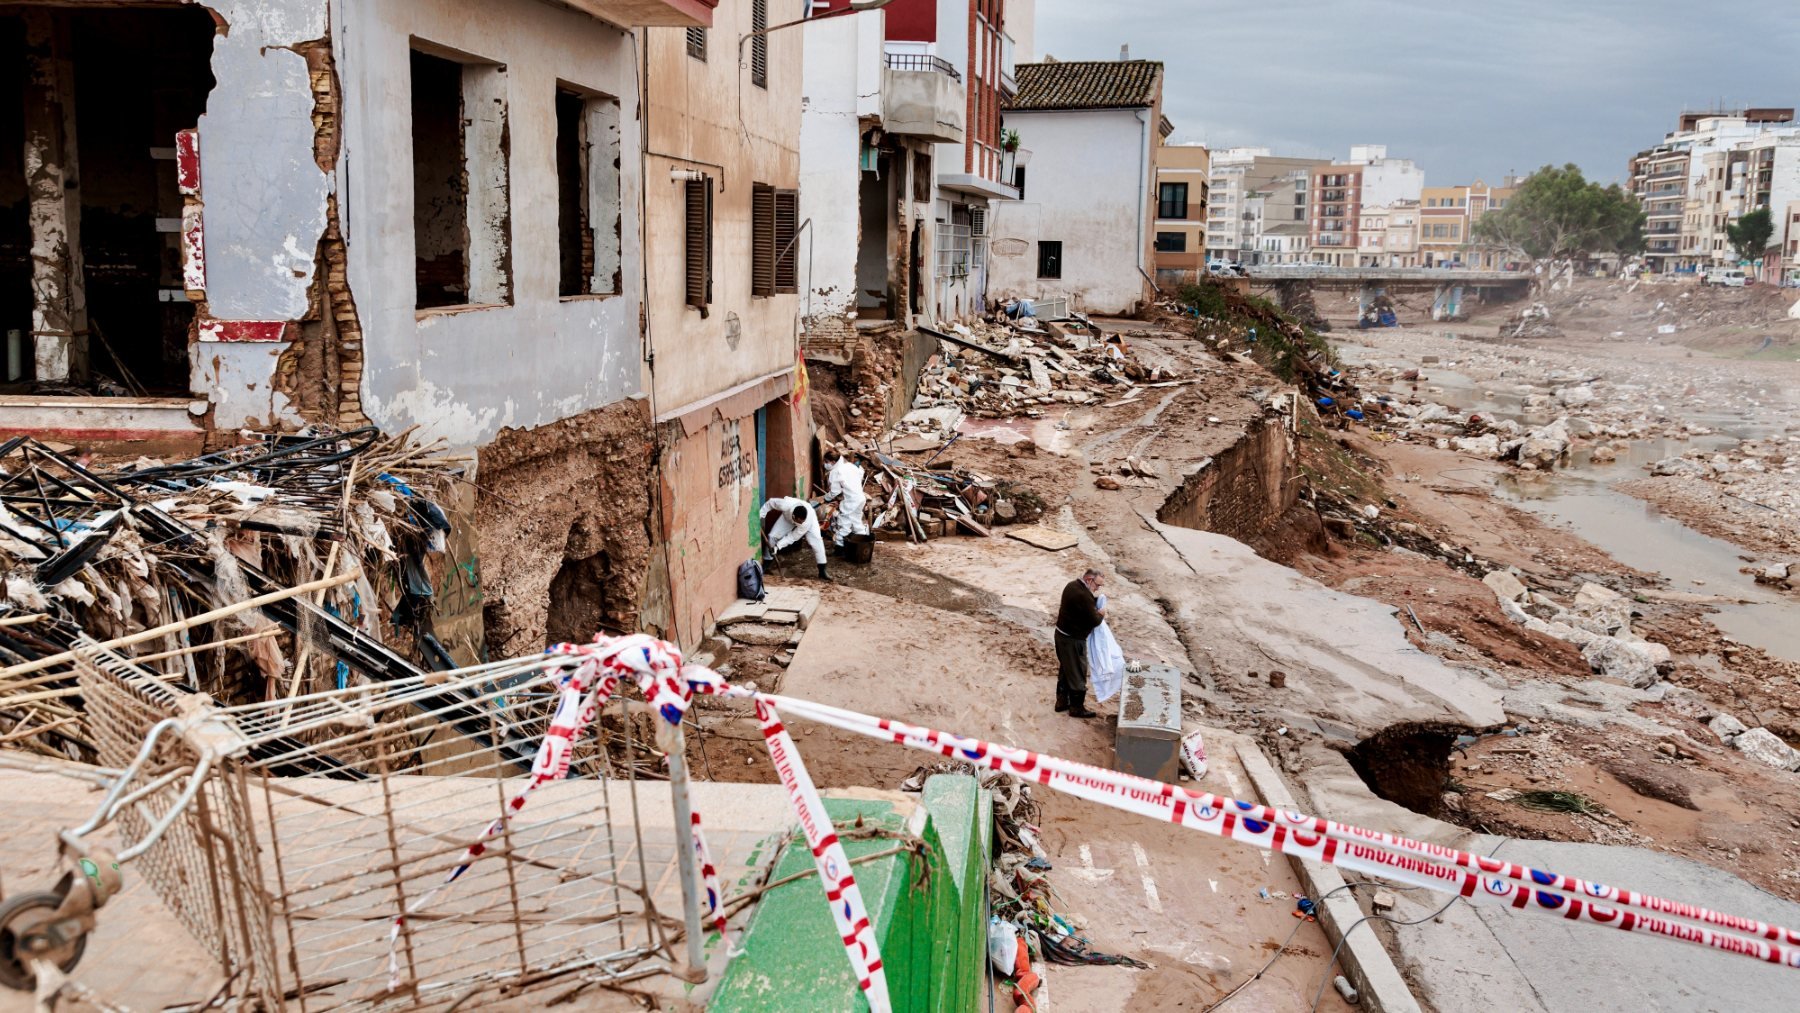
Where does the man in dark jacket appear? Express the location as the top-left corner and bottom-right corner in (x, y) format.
(1053, 569), (1105, 718)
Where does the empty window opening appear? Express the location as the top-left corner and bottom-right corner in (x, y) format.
(751, 0), (769, 89)
(1037, 240), (1062, 279)
(1012, 166), (1026, 199)
(912, 152), (932, 203)
(684, 176), (713, 311)
(0, 6), (216, 395)
(411, 46), (511, 311)
(556, 85), (622, 298)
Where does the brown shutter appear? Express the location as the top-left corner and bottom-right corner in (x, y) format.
(685, 177), (711, 309)
(752, 183), (775, 297)
(751, 1), (769, 88)
(774, 189), (799, 294)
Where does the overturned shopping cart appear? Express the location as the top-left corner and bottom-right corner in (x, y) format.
(0, 637), (716, 1010)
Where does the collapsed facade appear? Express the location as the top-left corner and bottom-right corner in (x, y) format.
(0, 0), (817, 656)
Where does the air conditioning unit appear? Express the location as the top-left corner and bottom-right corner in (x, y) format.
(970, 206), (988, 238)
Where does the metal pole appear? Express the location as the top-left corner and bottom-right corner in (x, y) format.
(665, 722), (708, 980)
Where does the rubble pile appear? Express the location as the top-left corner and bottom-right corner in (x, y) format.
(1641, 434), (1800, 560)
(0, 430), (463, 760)
(902, 317), (1188, 428)
(1343, 330), (1777, 469)
(1482, 572), (1674, 688)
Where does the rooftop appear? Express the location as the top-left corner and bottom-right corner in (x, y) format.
(1006, 59), (1162, 111)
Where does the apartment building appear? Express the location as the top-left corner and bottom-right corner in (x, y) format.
(1152, 142), (1210, 283)
(644, 0), (814, 648)
(1628, 108), (1796, 273)
(1357, 200), (1421, 268)
(1418, 179), (1516, 267)
(987, 59), (1166, 314)
(882, 0), (1024, 321)
(1205, 147), (1326, 265)
(1688, 131), (1800, 277)
(1310, 145), (1423, 267)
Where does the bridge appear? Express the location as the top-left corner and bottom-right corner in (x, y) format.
(1237, 266), (1531, 321)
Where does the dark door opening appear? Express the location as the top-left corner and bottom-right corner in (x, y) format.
(854, 157), (890, 319)
(0, 6), (217, 396)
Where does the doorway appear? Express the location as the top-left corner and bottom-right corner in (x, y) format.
(855, 158), (890, 319)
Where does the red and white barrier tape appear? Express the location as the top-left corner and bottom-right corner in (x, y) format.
(412, 635), (1800, 1005)
(753, 698), (891, 1010)
(752, 691), (1800, 970)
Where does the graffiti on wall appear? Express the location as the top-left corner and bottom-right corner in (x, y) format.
(716, 418), (754, 490)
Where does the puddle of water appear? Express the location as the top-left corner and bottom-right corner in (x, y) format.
(1335, 338), (1800, 662)
(1494, 473), (1800, 660)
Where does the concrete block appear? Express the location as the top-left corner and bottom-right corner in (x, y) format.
(1115, 664), (1182, 782)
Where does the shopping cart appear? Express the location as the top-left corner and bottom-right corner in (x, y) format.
(0, 636), (709, 1010)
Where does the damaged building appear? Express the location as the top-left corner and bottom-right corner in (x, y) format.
(0, 0), (753, 658)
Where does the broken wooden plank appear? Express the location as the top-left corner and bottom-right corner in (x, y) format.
(919, 325), (1019, 363)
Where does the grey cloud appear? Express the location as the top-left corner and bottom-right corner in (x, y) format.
(1032, 0), (1800, 184)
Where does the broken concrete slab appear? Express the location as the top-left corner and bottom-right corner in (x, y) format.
(1005, 525), (1080, 551)
(717, 601), (770, 626)
(724, 622), (797, 647)
(1147, 521), (1506, 731)
(1482, 569), (1528, 602)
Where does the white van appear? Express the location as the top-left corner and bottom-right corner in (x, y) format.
(1712, 269), (1749, 288)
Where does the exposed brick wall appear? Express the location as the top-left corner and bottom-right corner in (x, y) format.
(802, 315), (859, 365)
(1156, 417), (1299, 544)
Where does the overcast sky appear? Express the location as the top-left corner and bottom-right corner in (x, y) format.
(1032, 0), (1800, 185)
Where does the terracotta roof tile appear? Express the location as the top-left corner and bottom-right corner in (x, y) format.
(1006, 60), (1163, 111)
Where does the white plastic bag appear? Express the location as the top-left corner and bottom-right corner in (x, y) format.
(988, 916), (1020, 976)
(1181, 728), (1209, 780)
(1086, 595), (1126, 703)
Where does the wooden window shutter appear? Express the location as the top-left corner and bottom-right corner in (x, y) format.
(752, 183), (776, 298)
(751, 1), (769, 88)
(685, 177), (712, 309)
(686, 27), (706, 61)
(774, 189), (799, 294)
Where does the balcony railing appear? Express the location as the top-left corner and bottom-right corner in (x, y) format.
(885, 53), (961, 82)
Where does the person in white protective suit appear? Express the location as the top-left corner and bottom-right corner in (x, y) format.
(759, 497), (830, 581)
(820, 450), (869, 548)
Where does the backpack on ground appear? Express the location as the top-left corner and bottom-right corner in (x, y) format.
(737, 559), (766, 602)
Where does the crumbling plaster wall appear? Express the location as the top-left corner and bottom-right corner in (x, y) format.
(337, 0), (644, 448)
(797, 11), (881, 321)
(191, 0), (334, 429)
(986, 108), (1151, 316)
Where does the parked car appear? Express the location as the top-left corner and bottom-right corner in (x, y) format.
(1704, 268), (1749, 288)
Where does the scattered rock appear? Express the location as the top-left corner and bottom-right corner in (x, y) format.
(1581, 636), (1660, 688)
(1732, 728), (1800, 772)
(1708, 713), (1748, 744)
(1572, 582), (1623, 610)
(1650, 456), (1707, 478)
(1095, 475), (1122, 491)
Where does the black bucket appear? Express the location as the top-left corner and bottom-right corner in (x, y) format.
(842, 533), (875, 565)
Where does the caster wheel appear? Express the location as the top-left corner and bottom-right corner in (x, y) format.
(0, 891), (86, 992)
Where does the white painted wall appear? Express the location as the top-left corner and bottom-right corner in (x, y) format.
(799, 11), (884, 319)
(986, 108), (1151, 315)
(1362, 160), (1424, 210)
(336, 0), (643, 448)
